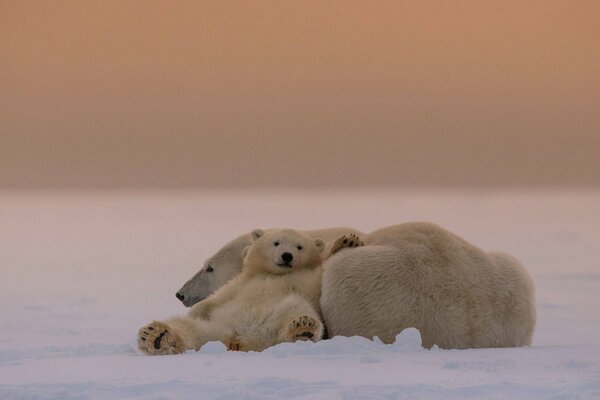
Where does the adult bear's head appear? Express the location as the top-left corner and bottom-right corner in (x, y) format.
(175, 233), (251, 307)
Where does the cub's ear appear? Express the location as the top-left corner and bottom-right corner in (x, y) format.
(314, 238), (325, 253)
(242, 245), (251, 259)
(251, 229), (264, 242)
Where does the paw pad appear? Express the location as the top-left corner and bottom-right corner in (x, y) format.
(330, 233), (365, 256)
(137, 321), (184, 355)
(289, 316), (322, 342)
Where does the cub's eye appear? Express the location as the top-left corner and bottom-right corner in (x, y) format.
(297, 245), (303, 250)
(274, 242), (280, 246)
(206, 266), (214, 273)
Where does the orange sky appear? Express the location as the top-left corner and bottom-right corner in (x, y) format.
(1, 1), (599, 189)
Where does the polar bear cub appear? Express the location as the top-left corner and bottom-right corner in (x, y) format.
(137, 229), (327, 354)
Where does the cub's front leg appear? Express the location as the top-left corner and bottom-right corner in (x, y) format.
(329, 233), (364, 257)
(188, 300), (215, 320)
(188, 275), (247, 320)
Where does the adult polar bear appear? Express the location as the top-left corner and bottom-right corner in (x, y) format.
(176, 222), (536, 349)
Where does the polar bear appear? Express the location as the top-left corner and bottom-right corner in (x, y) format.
(175, 222), (536, 349)
(175, 227), (363, 306)
(138, 229), (347, 355)
(321, 222), (536, 349)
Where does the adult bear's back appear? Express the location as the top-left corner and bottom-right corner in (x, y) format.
(320, 222), (536, 349)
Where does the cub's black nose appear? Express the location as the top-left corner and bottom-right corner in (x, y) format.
(281, 252), (293, 263)
(175, 292), (185, 301)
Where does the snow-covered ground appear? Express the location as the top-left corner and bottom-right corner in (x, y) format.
(1, 189), (599, 399)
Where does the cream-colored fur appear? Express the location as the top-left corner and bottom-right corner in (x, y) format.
(173, 222), (536, 350)
(138, 229), (326, 355)
(320, 222), (536, 349)
(176, 227), (363, 307)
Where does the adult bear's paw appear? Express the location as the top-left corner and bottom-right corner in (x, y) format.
(137, 321), (185, 355)
(227, 338), (249, 352)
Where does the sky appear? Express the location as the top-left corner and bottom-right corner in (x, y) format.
(1, 0), (599, 189)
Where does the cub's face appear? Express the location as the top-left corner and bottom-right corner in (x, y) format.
(244, 229), (325, 275)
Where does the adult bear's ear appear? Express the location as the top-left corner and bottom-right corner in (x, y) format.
(251, 229), (264, 242)
(314, 238), (325, 253)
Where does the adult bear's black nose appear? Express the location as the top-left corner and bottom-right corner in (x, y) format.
(175, 292), (185, 302)
(281, 252), (293, 263)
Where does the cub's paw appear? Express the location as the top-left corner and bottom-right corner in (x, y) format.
(137, 321), (185, 355)
(329, 233), (365, 256)
(227, 338), (248, 352)
(288, 316), (322, 342)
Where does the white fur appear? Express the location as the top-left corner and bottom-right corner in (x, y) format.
(139, 229), (326, 354)
(173, 222), (536, 349)
(176, 227), (363, 306)
(320, 222), (536, 348)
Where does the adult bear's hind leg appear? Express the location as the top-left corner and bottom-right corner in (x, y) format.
(226, 337), (249, 351)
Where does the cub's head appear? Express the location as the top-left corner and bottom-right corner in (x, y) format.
(243, 229), (325, 275)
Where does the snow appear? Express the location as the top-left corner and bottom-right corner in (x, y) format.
(1, 189), (599, 399)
